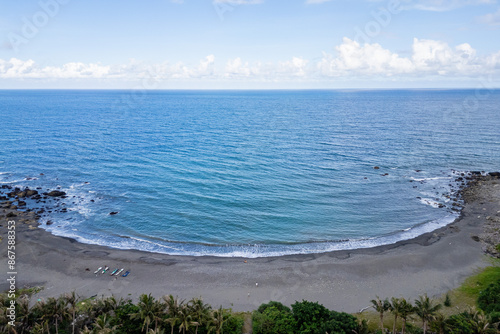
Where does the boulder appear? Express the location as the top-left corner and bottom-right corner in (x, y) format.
(26, 189), (38, 197)
(6, 212), (16, 218)
(47, 190), (66, 197)
(488, 172), (500, 178)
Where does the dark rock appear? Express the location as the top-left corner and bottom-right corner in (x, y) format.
(17, 191), (27, 198)
(6, 212), (17, 218)
(109, 211), (119, 215)
(471, 235), (480, 242)
(47, 190), (66, 197)
(17, 201), (26, 206)
(26, 189), (38, 197)
(373, 166), (380, 169)
(46, 221), (53, 225)
(471, 171), (481, 175)
(488, 172), (500, 178)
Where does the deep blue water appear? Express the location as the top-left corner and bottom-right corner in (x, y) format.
(1, 89), (499, 257)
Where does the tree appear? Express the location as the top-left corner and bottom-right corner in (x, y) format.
(64, 291), (80, 334)
(188, 297), (211, 334)
(131, 294), (163, 333)
(414, 295), (441, 334)
(163, 295), (184, 334)
(45, 296), (69, 334)
(92, 314), (119, 334)
(390, 297), (402, 334)
(371, 296), (391, 332)
(398, 298), (414, 334)
(207, 306), (226, 334)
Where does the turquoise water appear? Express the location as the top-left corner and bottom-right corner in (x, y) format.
(1, 89), (499, 257)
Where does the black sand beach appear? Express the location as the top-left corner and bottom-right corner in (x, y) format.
(1, 174), (499, 313)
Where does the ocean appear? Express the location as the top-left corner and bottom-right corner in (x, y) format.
(1, 89), (499, 257)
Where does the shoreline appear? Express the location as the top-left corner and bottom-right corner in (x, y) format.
(1, 173), (499, 313)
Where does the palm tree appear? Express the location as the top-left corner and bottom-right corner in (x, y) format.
(188, 297), (211, 334)
(430, 313), (446, 334)
(131, 294), (162, 333)
(16, 295), (31, 333)
(46, 296), (69, 334)
(163, 295), (184, 334)
(390, 297), (402, 334)
(371, 296), (390, 332)
(414, 294), (442, 334)
(92, 314), (119, 334)
(398, 298), (414, 334)
(177, 306), (196, 334)
(64, 291), (80, 334)
(472, 309), (491, 334)
(207, 306), (226, 334)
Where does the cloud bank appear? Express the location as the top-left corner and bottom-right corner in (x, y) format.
(1, 38), (499, 85)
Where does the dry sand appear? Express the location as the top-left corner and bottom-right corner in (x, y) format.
(1, 176), (499, 313)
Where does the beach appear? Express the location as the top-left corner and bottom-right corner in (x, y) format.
(1, 174), (499, 313)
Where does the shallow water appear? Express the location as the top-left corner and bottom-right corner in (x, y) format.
(1, 89), (499, 257)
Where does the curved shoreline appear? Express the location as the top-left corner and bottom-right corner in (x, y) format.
(1, 173), (499, 312)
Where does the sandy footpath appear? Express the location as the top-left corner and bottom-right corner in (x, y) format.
(1, 176), (499, 313)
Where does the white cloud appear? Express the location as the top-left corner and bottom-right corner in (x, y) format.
(305, 0), (333, 4)
(400, 0), (495, 11)
(1, 39), (499, 85)
(478, 7), (500, 25)
(213, 0), (263, 4)
(318, 37), (495, 78)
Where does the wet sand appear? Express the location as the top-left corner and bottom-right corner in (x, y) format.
(1, 175), (499, 313)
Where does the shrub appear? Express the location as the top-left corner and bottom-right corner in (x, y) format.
(478, 279), (500, 313)
(252, 303), (296, 334)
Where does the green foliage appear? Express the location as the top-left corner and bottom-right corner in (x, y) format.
(316, 310), (358, 334)
(292, 300), (332, 333)
(444, 293), (452, 307)
(405, 322), (424, 334)
(253, 302), (296, 334)
(222, 311), (245, 334)
(112, 302), (142, 334)
(478, 278), (500, 313)
(257, 300), (292, 314)
(459, 266), (500, 297)
(444, 312), (476, 334)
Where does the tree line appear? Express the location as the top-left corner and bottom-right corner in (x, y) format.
(1, 275), (500, 334)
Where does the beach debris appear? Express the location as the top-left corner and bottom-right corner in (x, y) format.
(85, 268), (90, 271)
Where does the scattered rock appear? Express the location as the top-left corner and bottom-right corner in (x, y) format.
(26, 189), (38, 197)
(47, 190), (66, 197)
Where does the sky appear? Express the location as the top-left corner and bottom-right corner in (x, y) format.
(0, 0), (499, 89)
